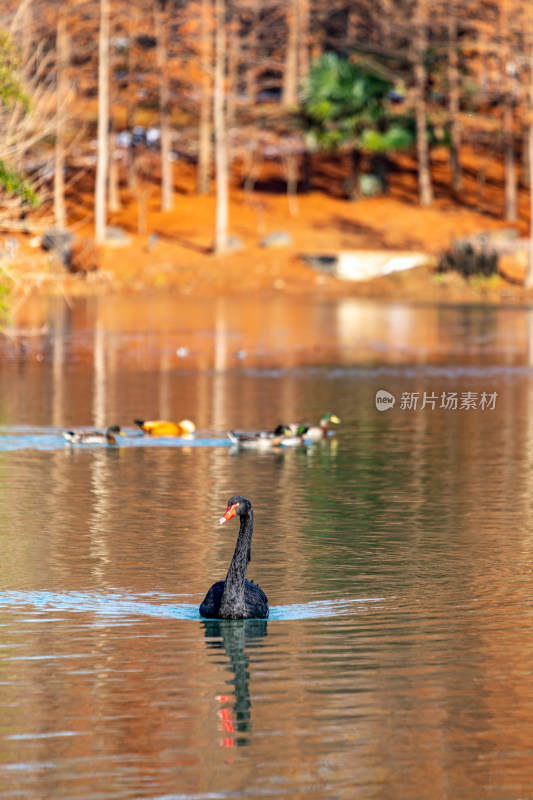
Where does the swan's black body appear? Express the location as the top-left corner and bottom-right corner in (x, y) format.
(199, 496), (269, 620)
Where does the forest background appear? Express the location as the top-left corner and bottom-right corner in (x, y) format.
(2, 0), (533, 303)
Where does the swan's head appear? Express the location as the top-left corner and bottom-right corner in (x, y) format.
(219, 495), (252, 524)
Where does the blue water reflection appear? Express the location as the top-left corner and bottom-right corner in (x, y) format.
(0, 428), (232, 451)
(0, 590), (385, 621)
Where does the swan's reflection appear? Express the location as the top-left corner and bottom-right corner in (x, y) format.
(202, 619), (268, 747)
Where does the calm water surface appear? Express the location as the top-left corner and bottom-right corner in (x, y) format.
(0, 294), (533, 799)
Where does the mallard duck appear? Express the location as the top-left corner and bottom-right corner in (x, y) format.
(278, 425), (309, 447)
(228, 425), (291, 449)
(296, 413), (341, 443)
(62, 425), (125, 445)
(133, 419), (196, 437)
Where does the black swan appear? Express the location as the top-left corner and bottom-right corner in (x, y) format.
(199, 496), (269, 619)
(62, 425), (125, 444)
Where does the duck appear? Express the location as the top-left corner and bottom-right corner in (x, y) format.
(200, 495), (269, 620)
(278, 424), (309, 447)
(133, 419), (196, 437)
(297, 412), (341, 443)
(228, 424), (291, 449)
(62, 425), (126, 445)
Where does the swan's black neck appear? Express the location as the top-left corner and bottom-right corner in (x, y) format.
(220, 507), (253, 618)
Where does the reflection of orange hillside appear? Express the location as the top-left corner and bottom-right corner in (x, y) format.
(12, 146), (533, 303)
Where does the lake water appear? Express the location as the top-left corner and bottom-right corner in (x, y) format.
(1, 293), (533, 800)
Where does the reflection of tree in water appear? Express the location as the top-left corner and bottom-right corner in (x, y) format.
(202, 619), (268, 747)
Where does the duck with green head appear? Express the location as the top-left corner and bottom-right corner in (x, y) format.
(294, 413), (341, 443)
(228, 424), (292, 449)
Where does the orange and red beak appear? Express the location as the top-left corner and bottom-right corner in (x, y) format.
(219, 502), (238, 525)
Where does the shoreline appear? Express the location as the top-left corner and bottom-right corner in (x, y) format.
(5, 248), (533, 308)
(4, 149), (533, 308)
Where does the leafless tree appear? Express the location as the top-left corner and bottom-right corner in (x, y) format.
(197, 0), (213, 194)
(213, 0), (229, 253)
(412, 0), (433, 206)
(95, 0), (110, 243)
(522, 0), (533, 288)
(54, 11), (70, 227)
(447, 1), (462, 191)
(0, 0), (58, 228)
(155, 0), (173, 211)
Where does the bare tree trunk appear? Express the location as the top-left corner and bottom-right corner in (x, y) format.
(521, 124), (529, 187)
(348, 148), (361, 200)
(503, 102), (518, 221)
(213, 0), (229, 254)
(524, 9), (533, 289)
(447, 5), (461, 192)
(412, 0), (433, 207)
(377, 0), (392, 46)
(95, 0), (110, 244)
(298, 0), (309, 84)
(54, 13), (68, 228)
(282, 0), (298, 107)
(346, 5), (358, 51)
(19, 0), (33, 68)
(526, 120), (533, 288)
(106, 8), (121, 215)
(155, 0), (173, 211)
(245, 9), (258, 102)
(124, 7), (138, 192)
(227, 20), (239, 129)
(500, 0), (517, 222)
(197, 0), (212, 195)
(108, 133), (121, 212)
(281, 151), (299, 216)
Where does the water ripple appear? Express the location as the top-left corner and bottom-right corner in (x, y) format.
(0, 427), (231, 452)
(0, 590), (384, 621)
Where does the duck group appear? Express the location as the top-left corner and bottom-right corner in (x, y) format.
(59, 414), (339, 620)
(60, 412), (339, 449)
(228, 413), (340, 449)
(61, 417), (197, 445)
